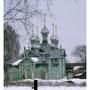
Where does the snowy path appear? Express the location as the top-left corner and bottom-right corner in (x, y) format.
(4, 86), (86, 90)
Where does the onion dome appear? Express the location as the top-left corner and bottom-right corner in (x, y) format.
(30, 25), (37, 48)
(50, 35), (56, 41)
(51, 35), (59, 43)
(41, 26), (49, 35)
(41, 15), (49, 43)
(41, 26), (49, 43)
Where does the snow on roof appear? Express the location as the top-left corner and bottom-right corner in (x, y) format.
(75, 73), (83, 76)
(73, 66), (84, 71)
(31, 57), (39, 62)
(12, 59), (22, 66)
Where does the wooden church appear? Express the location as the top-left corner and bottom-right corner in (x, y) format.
(7, 19), (67, 80)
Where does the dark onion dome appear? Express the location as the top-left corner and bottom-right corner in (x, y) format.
(41, 26), (49, 35)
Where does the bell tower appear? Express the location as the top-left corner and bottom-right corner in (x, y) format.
(41, 15), (49, 44)
(50, 24), (59, 48)
(35, 26), (40, 48)
(30, 25), (37, 49)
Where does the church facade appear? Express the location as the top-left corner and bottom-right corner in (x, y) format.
(7, 23), (67, 80)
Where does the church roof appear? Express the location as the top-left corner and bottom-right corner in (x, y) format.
(12, 59), (22, 66)
(39, 43), (66, 59)
(40, 43), (51, 52)
(49, 48), (66, 59)
(11, 57), (34, 66)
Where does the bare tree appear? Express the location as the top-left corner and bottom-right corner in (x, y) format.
(4, 24), (20, 82)
(4, 24), (20, 61)
(4, 0), (53, 28)
(72, 45), (86, 63)
(4, 0), (53, 82)
(4, 0), (53, 48)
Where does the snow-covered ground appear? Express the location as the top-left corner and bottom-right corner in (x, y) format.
(11, 78), (86, 84)
(9, 79), (86, 86)
(4, 79), (86, 90)
(4, 86), (86, 90)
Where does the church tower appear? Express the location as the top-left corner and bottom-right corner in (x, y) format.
(41, 15), (49, 44)
(50, 24), (59, 48)
(35, 26), (40, 48)
(30, 25), (40, 51)
(30, 25), (37, 49)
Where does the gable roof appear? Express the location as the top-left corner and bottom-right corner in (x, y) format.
(12, 59), (22, 66)
(29, 43), (66, 60)
(49, 48), (65, 59)
(11, 57), (34, 66)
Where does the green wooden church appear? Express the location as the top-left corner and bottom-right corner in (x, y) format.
(7, 22), (67, 80)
